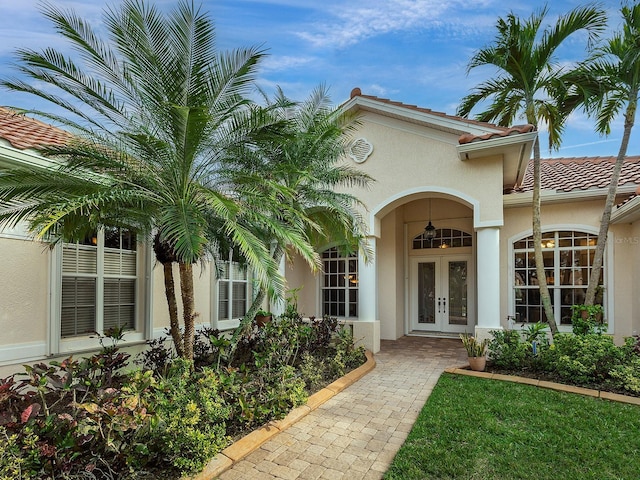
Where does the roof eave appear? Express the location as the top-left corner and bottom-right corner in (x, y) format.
(0, 142), (60, 170)
(611, 196), (640, 224)
(456, 131), (538, 161)
(504, 184), (640, 207)
(342, 95), (506, 137)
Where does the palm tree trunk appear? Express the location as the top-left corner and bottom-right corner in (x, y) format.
(532, 139), (558, 335)
(178, 262), (196, 360)
(585, 98), (636, 305)
(162, 262), (184, 358)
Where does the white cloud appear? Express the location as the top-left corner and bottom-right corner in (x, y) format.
(295, 0), (500, 48)
(261, 55), (315, 73)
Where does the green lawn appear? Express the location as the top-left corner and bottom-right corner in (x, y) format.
(385, 373), (640, 480)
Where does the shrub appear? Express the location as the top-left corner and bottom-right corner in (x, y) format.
(609, 357), (640, 394)
(331, 325), (366, 374)
(134, 334), (175, 377)
(550, 333), (624, 385)
(298, 352), (325, 392)
(146, 360), (231, 474)
(0, 426), (39, 480)
(0, 306), (367, 478)
(488, 329), (529, 369)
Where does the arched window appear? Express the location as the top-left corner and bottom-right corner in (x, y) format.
(321, 247), (358, 317)
(513, 230), (604, 325)
(413, 228), (472, 249)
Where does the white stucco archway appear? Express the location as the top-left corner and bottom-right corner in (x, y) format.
(368, 186), (501, 238)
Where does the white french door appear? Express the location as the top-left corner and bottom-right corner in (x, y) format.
(410, 255), (473, 333)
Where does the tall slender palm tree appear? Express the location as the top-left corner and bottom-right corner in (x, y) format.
(226, 85), (373, 340)
(0, 0), (315, 359)
(573, 3), (640, 306)
(457, 5), (606, 334)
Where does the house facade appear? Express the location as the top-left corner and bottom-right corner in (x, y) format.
(284, 89), (640, 352)
(1, 89), (639, 373)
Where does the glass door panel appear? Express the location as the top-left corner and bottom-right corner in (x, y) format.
(410, 255), (473, 334)
(447, 261), (468, 325)
(418, 262), (436, 324)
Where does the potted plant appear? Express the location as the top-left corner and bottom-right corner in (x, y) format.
(254, 309), (273, 327)
(571, 304), (605, 335)
(460, 333), (489, 371)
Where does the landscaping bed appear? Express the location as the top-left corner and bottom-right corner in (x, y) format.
(0, 311), (366, 479)
(484, 321), (640, 399)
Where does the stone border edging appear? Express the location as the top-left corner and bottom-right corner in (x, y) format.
(445, 366), (640, 406)
(185, 350), (376, 480)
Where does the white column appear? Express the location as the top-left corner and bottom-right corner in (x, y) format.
(476, 227), (501, 335)
(353, 237), (380, 353)
(358, 237), (377, 321)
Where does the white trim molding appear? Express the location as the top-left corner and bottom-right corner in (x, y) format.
(0, 341), (48, 366)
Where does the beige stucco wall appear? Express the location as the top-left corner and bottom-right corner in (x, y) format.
(0, 237), (49, 346)
(632, 220), (640, 335)
(343, 113), (505, 229)
(282, 253), (318, 318)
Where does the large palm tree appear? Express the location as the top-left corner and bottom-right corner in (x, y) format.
(226, 85), (373, 340)
(573, 3), (640, 306)
(456, 5), (606, 334)
(0, 0), (315, 359)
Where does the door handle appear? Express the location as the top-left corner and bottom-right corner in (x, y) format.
(443, 298), (446, 312)
(437, 298), (441, 313)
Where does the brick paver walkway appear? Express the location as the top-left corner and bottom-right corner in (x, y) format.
(218, 336), (467, 479)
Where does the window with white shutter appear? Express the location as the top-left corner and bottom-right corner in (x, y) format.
(61, 228), (137, 338)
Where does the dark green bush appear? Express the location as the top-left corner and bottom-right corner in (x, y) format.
(488, 329), (530, 369)
(147, 360), (231, 474)
(550, 333), (624, 384)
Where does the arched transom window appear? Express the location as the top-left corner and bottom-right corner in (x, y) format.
(513, 230), (604, 326)
(413, 228), (473, 250)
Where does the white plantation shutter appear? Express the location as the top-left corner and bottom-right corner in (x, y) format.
(103, 278), (135, 331)
(218, 281), (229, 320)
(231, 282), (247, 318)
(104, 249), (136, 276)
(61, 229), (137, 338)
(61, 277), (96, 336)
(62, 245), (97, 274)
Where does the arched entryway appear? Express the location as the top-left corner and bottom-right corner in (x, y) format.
(368, 190), (480, 340)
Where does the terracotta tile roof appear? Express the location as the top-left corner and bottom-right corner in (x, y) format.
(517, 156), (640, 193)
(349, 87), (511, 134)
(616, 185), (640, 208)
(0, 107), (71, 151)
(458, 124), (536, 145)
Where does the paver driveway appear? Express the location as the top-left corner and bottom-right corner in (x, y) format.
(217, 336), (468, 480)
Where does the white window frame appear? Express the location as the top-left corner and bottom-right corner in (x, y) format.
(508, 225), (614, 333)
(51, 228), (144, 355)
(212, 251), (251, 331)
(321, 247), (359, 319)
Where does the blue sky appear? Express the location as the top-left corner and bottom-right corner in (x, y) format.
(0, 0), (636, 159)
